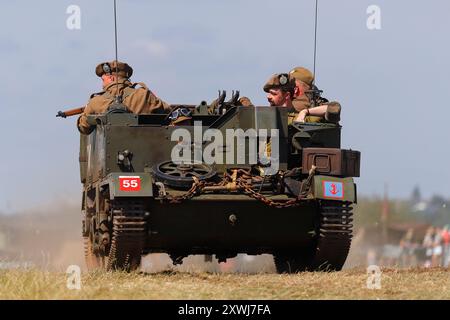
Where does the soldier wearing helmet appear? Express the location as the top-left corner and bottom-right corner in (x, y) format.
(77, 60), (171, 134)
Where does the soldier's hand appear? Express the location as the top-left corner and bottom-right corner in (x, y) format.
(295, 109), (308, 122)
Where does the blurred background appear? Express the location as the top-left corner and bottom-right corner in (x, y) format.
(0, 0), (449, 271)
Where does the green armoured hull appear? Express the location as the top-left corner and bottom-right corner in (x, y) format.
(145, 197), (317, 253)
(80, 105), (359, 273)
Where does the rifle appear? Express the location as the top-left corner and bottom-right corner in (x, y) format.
(56, 106), (85, 118)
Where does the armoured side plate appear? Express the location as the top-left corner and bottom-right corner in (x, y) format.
(79, 134), (88, 183)
(313, 175), (356, 203)
(106, 172), (153, 199)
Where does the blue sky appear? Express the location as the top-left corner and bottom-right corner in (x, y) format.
(0, 0), (449, 212)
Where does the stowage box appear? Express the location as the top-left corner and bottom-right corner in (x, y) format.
(302, 148), (360, 177)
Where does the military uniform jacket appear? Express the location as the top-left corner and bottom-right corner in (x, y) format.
(288, 100), (321, 125)
(292, 94), (311, 112)
(290, 94), (332, 124)
(77, 79), (171, 134)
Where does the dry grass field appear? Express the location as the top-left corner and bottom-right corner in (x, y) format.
(0, 267), (449, 300)
(1, 202), (450, 300)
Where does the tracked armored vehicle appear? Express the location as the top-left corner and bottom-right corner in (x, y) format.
(79, 97), (360, 273)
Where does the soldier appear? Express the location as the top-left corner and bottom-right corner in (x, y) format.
(288, 66), (314, 112)
(77, 60), (171, 134)
(263, 73), (296, 108)
(263, 73), (311, 124)
(263, 72), (341, 124)
(288, 66), (341, 124)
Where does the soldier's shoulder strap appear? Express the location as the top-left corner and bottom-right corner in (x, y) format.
(131, 82), (157, 105)
(122, 82), (151, 100)
(130, 82), (149, 90)
(89, 90), (106, 99)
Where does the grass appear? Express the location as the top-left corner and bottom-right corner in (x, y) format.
(0, 267), (450, 300)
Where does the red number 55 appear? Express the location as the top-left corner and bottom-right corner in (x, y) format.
(119, 176), (141, 191)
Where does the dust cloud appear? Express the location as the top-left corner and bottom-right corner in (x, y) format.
(0, 201), (363, 273)
(0, 201), (85, 271)
(0, 201), (277, 273)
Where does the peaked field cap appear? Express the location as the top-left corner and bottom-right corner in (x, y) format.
(289, 66), (314, 86)
(95, 61), (133, 78)
(263, 73), (295, 92)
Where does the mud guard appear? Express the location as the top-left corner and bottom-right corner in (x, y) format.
(313, 175), (356, 203)
(106, 172), (153, 199)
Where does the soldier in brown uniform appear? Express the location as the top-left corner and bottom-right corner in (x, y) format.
(261, 73), (341, 157)
(261, 73), (295, 158)
(264, 73), (296, 108)
(288, 66), (341, 123)
(263, 73), (304, 125)
(77, 61), (171, 134)
(289, 66), (314, 112)
(262, 72), (341, 124)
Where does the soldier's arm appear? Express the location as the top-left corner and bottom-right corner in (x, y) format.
(295, 102), (341, 123)
(147, 91), (171, 113)
(77, 103), (95, 135)
(292, 95), (311, 112)
(295, 104), (329, 122)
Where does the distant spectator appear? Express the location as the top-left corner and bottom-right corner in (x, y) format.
(423, 227), (435, 267)
(399, 228), (416, 267)
(441, 226), (450, 267)
(432, 227), (443, 267)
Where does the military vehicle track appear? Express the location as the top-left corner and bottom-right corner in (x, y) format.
(311, 200), (353, 270)
(274, 200), (353, 272)
(84, 199), (147, 271)
(107, 199), (147, 271)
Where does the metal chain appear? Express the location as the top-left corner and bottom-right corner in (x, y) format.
(159, 168), (309, 208)
(162, 177), (208, 204)
(236, 178), (302, 209)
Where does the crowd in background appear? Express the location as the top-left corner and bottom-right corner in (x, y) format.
(415, 225), (450, 267)
(375, 225), (450, 268)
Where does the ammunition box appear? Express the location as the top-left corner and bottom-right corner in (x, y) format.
(302, 148), (360, 177)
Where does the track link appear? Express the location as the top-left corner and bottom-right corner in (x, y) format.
(310, 200), (353, 270)
(274, 200), (353, 273)
(106, 199), (147, 271)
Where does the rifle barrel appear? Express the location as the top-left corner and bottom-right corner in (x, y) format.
(56, 106), (85, 118)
